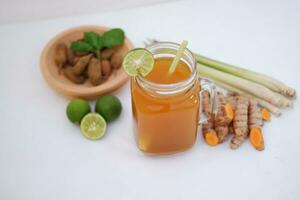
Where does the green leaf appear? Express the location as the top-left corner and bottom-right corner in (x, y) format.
(70, 41), (93, 52)
(84, 32), (103, 50)
(102, 28), (125, 48)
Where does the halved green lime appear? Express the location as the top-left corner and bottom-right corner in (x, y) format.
(122, 48), (154, 77)
(80, 113), (107, 140)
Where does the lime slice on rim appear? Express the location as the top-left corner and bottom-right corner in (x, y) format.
(80, 113), (107, 140)
(122, 48), (154, 77)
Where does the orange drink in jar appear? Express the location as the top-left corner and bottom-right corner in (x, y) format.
(130, 42), (214, 155)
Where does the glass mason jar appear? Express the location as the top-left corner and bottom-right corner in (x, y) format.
(130, 42), (214, 155)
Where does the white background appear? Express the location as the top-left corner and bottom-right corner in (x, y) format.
(0, 0), (300, 200)
(0, 0), (177, 25)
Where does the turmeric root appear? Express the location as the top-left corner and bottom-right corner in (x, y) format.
(226, 93), (237, 112)
(248, 100), (263, 128)
(202, 90), (212, 115)
(224, 103), (234, 121)
(248, 100), (264, 151)
(261, 108), (271, 122)
(88, 57), (102, 86)
(215, 93), (234, 123)
(231, 96), (249, 149)
(202, 91), (219, 146)
(228, 126), (234, 134)
(214, 92), (234, 143)
(72, 54), (92, 75)
(54, 43), (68, 72)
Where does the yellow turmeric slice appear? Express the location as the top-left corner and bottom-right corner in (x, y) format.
(204, 130), (219, 146)
(203, 115), (219, 146)
(261, 108), (271, 122)
(250, 128), (264, 151)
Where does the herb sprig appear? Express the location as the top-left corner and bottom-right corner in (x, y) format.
(71, 28), (125, 58)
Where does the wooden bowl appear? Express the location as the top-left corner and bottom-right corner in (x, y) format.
(40, 25), (134, 99)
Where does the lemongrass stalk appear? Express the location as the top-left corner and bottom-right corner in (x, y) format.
(168, 40), (188, 75)
(274, 93), (293, 108)
(197, 63), (291, 108)
(209, 79), (282, 117)
(195, 54), (296, 98)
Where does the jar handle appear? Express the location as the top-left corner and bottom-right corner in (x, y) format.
(198, 78), (216, 125)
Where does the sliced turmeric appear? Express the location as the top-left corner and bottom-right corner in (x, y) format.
(261, 108), (271, 122)
(231, 96), (249, 149)
(250, 128), (264, 151)
(203, 116), (219, 146)
(202, 91), (219, 146)
(205, 133), (219, 146)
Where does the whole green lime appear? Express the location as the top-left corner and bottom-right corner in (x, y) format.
(95, 95), (122, 122)
(66, 99), (91, 124)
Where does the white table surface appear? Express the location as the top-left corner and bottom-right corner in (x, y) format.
(1, 0), (299, 199)
(0, 0), (175, 25)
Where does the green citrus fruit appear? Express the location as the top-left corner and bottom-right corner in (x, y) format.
(95, 95), (122, 122)
(66, 99), (91, 124)
(80, 113), (107, 140)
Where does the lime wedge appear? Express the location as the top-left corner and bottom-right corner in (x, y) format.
(122, 48), (154, 77)
(80, 113), (107, 140)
